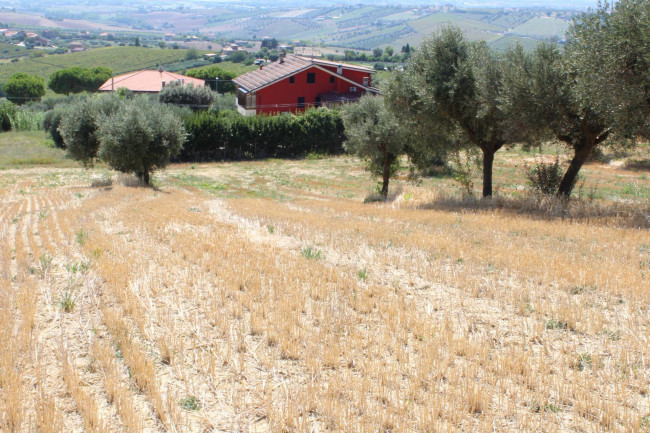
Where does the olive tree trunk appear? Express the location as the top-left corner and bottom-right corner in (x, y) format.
(557, 124), (609, 197)
(141, 169), (150, 186)
(381, 153), (393, 198)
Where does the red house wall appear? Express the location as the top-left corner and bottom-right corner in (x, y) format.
(255, 66), (372, 115)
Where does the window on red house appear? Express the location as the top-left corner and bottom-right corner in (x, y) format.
(330, 76), (335, 84)
(307, 72), (315, 84)
(289, 76), (295, 84)
(297, 97), (305, 108)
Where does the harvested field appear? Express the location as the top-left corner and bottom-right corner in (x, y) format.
(0, 154), (648, 432)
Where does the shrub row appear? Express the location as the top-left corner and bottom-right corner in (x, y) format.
(180, 108), (345, 161)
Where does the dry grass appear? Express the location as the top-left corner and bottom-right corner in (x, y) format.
(0, 148), (648, 432)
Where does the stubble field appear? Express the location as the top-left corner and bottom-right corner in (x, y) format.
(0, 150), (649, 432)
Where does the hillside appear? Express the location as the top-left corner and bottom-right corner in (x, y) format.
(0, 46), (193, 83)
(2, 5), (579, 54)
(197, 6), (577, 51)
(0, 141), (647, 431)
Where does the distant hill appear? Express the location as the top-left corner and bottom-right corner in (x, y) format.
(0, 47), (190, 83)
(0, 11), (131, 32)
(198, 6), (576, 51)
(0, 4), (582, 54)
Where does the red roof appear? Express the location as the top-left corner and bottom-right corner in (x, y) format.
(98, 70), (205, 93)
(233, 55), (374, 93)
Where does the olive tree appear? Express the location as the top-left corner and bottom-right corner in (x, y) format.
(59, 94), (121, 167)
(386, 27), (522, 197)
(566, 0), (649, 139)
(503, 43), (611, 197)
(342, 94), (406, 198)
(97, 96), (186, 185)
(501, 1), (649, 197)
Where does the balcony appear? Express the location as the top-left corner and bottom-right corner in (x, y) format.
(236, 91), (256, 116)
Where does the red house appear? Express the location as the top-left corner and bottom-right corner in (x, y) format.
(233, 54), (378, 116)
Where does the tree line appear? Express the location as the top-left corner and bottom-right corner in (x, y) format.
(343, 0), (649, 198)
(1, 0), (646, 197)
(44, 86), (345, 185)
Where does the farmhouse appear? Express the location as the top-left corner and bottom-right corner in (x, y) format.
(69, 42), (86, 53)
(233, 54), (378, 116)
(98, 69), (205, 94)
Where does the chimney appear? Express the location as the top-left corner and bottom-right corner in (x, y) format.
(259, 64), (263, 70)
(162, 80), (166, 88)
(279, 52), (285, 64)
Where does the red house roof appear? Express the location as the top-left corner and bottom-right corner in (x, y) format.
(98, 70), (205, 93)
(234, 55), (375, 93)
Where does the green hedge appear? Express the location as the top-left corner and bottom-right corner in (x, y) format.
(180, 108), (345, 161)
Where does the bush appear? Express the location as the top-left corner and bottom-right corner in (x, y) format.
(180, 108), (345, 162)
(228, 51), (249, 63)
(159, 81), (216, 110)
(185, 66), (236, 93)
(40, 93), (89, 111)
(526, 157), (568, 195)
(43, 106), (71, 148)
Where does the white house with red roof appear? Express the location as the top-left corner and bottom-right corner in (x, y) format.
(233, 54), (378, 116)
(98, 70), (205, 94)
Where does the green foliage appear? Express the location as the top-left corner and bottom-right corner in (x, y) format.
(180, 396), (201, 411)
(97, 96), (187, 185)
(43, 106), (73, 148)
(0, 101), (16, 131)
(357, 268), (368, 280)
(9, 109), (44, 131)
(545, 318), (568, 330)
(525, 157), (569, 196)
(59, 94), (122, 168)
(59, 289), (76, 312)
(75, 229), (87, 246)
(301, 246), (323, 260)
(185, 48), (200, 60)
(576, 353), (592, 371)
(159, 81), (216, 110)
(4, 73), (46, 105)
(181, 108), (344, 162)
(342, 95), (406, 197)
(504, 42), (611, 196)
(386, 26), (520, 197)
(228, 50), (250, 63)
(48, 66), (113, 94)
(566, 0), (649, 139)
(450, 152), (476, 197)
(185, 66), (237, 93)
(260, 38), (278, 49)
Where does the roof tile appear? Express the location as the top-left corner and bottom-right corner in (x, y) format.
(234, 55), (373, 92)
(98, 70), (205, 93)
